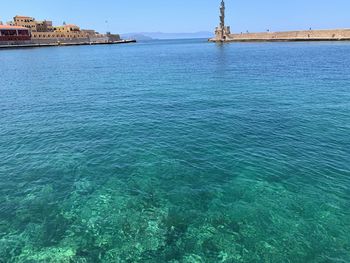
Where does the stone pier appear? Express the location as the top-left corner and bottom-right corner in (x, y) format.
(209, 1), (350, 42)
(209, 29), (350, 42)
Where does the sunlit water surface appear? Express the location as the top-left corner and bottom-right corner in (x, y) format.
(1, 39), (350, 262)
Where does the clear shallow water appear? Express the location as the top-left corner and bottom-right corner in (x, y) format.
(0, 39), (350, 262)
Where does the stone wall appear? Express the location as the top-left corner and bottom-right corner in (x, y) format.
(0, 40), (32, 46)
(30, 38), (91, 45)
(210, 29), (350, 42)
(31, 31), (88, 40)
(1, 35), (124, 47)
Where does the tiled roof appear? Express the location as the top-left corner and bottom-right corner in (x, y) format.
(0, 25), (29, 30)
(14, 15), (33, 18)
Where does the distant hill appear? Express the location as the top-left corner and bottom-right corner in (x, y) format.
(121, 31), (213, 40)
(121, 33), (153, 41)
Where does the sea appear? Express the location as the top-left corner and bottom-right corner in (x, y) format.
(0, 39), (350, 262)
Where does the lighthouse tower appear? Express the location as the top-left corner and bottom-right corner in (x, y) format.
(215, 0), (231, 41)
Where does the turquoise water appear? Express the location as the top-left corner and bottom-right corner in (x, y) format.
(1, 39), (350, 262)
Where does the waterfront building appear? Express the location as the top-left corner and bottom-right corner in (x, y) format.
(31, 31), (88, 41)
(13, 16), (36, 32)
(81, 29), (98, 36)
(1, 14), (123, 46)
(13, 16), (54, 33)
(31, 24), (88, 40)
(106, 32), (121, 42)
(35, 20), (53, 32)
(10, 16), (99, 41)
(13, 16), (54, 32)
(54, 24), (80, 33)
(0, 25), (31, 43)
(30, 24), (116, 43)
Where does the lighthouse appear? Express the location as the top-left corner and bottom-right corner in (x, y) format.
(214, 0), (231, 41)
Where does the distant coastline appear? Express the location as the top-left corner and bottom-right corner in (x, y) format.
(122, 31), (213, 41)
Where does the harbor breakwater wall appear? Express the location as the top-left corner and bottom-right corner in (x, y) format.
(0, 39), (136, 49)
(0, 37), (104, 46)
(0, 33), (121, 47)
(210, 29), (350, 42)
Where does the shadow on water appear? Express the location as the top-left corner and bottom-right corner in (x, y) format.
(214, 42), (231, 68)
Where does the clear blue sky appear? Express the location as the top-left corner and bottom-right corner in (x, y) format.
(1, 0), (350, 33)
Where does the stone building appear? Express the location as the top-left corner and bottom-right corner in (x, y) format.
(10, 17), (94, 42)
(35, 20), (53, 32)
(0, 25), (31, 45)
(13, 16), (37, 32)
(12, 16), (53, 33)
(2, 14), (123, 45)
(54, 24), (80, 33)
(106, 32), (121, 42)
(81, 29), (97, 36)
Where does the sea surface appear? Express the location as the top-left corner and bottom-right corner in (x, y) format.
(1, 39), (350, 262)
